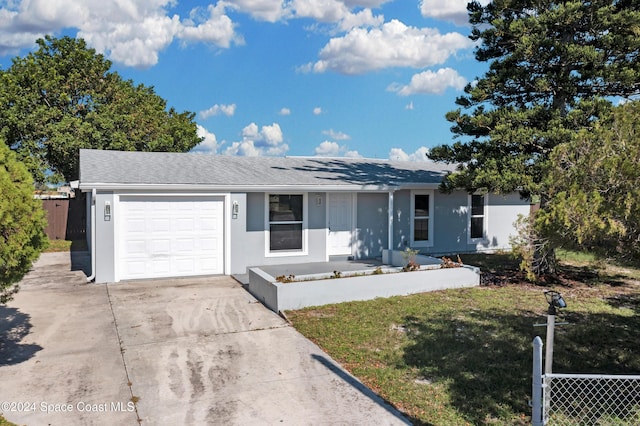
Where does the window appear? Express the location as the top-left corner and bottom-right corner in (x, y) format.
(410, 191), (434, 247)
(268, 194), (304, 252)
(469, 194), (486, 239)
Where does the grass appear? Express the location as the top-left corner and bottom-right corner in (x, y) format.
(44, 239), (87, 253)
(286, 252), (640, 426)
(0, 415), (17, 426)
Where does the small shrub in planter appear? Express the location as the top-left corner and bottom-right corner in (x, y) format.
(401, 247), (421, 271)
(276, 274), (296, 283)
(403, 261), (420, 272)
(440, 255), (464, 269)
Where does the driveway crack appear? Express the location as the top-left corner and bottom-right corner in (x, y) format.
(106, 283), (143, 424)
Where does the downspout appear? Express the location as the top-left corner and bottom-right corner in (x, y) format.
(86, 188), (96, 282)
(388, 190), (394, 251)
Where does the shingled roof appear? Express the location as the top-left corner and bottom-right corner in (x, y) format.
(79, 149), (455, 191)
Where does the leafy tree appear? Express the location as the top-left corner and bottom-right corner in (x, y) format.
(0, 141), (48, 303)
(0, 36), (202, 184)
(429, 0), (640, 274)
(540, 100), (640, 261)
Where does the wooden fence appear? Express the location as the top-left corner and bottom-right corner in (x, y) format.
(41, 194), (86, 240)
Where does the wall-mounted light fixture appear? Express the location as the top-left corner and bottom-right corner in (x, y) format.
(232, 201), (239, 219)
(104, 201), (111, 221)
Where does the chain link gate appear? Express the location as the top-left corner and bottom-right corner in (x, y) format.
(532, 337), (640, 425)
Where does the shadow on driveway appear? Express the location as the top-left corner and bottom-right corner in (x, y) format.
(312, 354), (412, 425)
(0, 306), (42, 366)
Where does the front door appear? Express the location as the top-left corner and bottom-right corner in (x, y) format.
(328, 193), (353, 256)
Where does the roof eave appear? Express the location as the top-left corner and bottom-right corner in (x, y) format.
(78, 182), (442, 192)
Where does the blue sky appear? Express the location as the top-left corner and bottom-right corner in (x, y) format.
(0, 0), (488, 160)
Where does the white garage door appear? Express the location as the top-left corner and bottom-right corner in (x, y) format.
(118, 196), (224, 280)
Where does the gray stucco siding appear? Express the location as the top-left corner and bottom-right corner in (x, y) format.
(355, 193), (388, 259)
(392, 190), (411, 250)
(229, 193), (247, 275)
(233, 192), (327, 274)
(482, 192), (530, 251)
(395, 190), (530, 256)
(94, 191), (116, 283)
(430, 190), (469, 254)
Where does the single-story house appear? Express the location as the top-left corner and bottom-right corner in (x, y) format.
(78, 149), (531, 283)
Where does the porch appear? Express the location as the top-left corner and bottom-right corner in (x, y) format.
(237, 251), (480, 313)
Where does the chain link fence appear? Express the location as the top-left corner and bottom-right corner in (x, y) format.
(544, 373), (640, 425)
(532, 337), (640, 425)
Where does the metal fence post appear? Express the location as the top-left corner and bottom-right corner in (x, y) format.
(532, 336), (544, 426)
(545, 313), (555, 374)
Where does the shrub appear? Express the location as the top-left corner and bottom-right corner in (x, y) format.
(0, 142), (48, 303)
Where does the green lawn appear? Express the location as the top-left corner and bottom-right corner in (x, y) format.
(0, 415), (17, 426)
(286, 253), (640, 426)
(44, 239), (87, 253)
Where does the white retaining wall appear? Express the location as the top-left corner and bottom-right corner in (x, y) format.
(248, 263), (480, 313)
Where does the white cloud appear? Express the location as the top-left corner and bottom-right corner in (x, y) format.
(179, 3), (244, 47)
(223, 122), (288, 156)
(292, 0), (349, 22)
(343, 0), (390, 7)
(388, 147), (432, 162)
(199, 103), (237, 119)
(223, 0), (291, 23)
(307, 19), (474, 74)
(388, 67), (467, 96)
(405, 101), (414, 110)
(313, 107), (323, 115)
(322, 129), (350, 140)
(291, 0), (382, 31)
(419, 0), (469, 26)
(314, 140), (361, 157)
(192, 124), (220, 154)
(336, 8), (383, 32)
(0, 0), (243, 67)
(279, 107), (291, 115)
(420, 0), (490, 26)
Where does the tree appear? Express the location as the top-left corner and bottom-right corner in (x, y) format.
(0, 141), (48, 303)
(0, 36), (202, 184)
(429, 0), (640, 274)
(540, 100), (640, 261)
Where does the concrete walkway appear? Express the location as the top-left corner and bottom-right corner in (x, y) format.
(0, 252), (410, 425)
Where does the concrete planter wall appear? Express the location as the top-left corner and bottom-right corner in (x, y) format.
(381, 249), (442, 269)
(248, 251), (480, 313)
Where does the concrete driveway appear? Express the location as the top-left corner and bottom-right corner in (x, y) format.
(0, 252), (410, 425)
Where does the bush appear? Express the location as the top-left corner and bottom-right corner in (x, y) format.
(0, 142), (48, 303)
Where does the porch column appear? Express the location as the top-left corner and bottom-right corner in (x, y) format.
(388, 190), (394, 251)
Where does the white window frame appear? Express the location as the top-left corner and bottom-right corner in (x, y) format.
(410, 190), (434, 247)
(265, 192), (308, 257)
(468, 193), (488, 243)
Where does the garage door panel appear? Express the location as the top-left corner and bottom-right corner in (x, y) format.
(125, 218), (146, 233)
(125, 240), (146, 255)
(175, 238), (195, 253)
(150, 218), (171, 232)
(125, 261), (146, 277)
(118, 197), (224, 280)
(199, 256), (221, 273)
(174, 258), (196, 273)
(151, 239), (171, 254)
(176, 218), (195, 232)
(151, 259), (171, 275)
(200, 237), (219, 251)
(200, 218), (219, 231)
